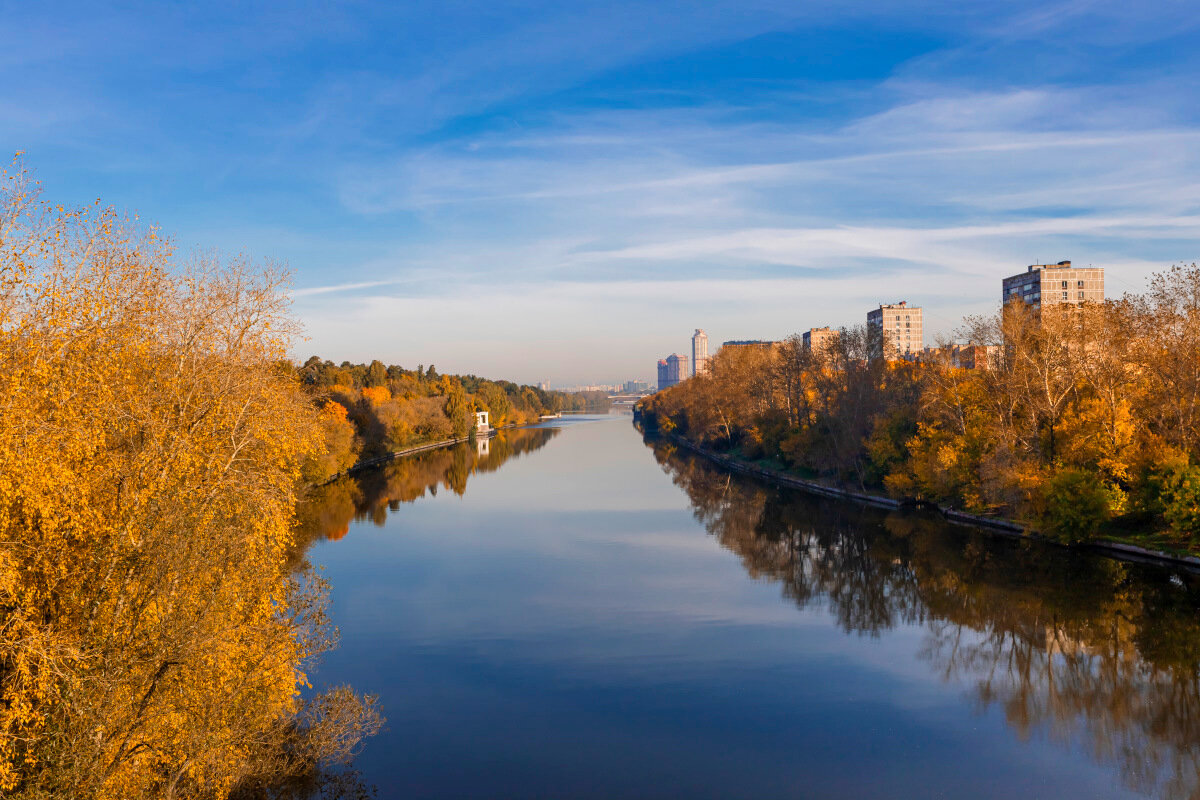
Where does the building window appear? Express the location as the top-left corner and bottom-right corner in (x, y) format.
(1061, 280), (1068, 289)
(1077, 280), (1084, 288)
(1078, 291), (1084, 299)
(1062, 291), (1068, 299)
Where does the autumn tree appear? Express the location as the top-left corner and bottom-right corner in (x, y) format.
(301, 401), (360, 484)
(0, 160), (380, 799)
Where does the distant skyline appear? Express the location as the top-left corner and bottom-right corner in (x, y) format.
(4, 1), (1200, 384)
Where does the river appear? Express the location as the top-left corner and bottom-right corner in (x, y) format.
(298, 415), (1200, 799)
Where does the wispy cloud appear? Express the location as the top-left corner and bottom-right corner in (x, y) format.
(290, 279), (409, 298)
(305, 71), (1200, 382)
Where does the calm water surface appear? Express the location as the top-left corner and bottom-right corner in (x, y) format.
(301, 416), (1200, 799)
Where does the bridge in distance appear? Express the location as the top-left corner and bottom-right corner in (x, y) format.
(607, 394), (650, 406)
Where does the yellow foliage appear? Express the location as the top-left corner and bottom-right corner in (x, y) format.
(321, 399), (349, 422)
(0, 161), (376, 798)
(361, 385), (392, 406)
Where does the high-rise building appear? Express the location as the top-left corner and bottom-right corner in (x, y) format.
(802, 327), (838, 355)
(691, 329), (709, 376)
(867, 301), (923, 360)
(1002, 260), (1104, 310)
(657, 355), (690, 391)
(665, 353), (688, 386)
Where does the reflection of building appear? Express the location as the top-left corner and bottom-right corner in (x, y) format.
(691, 329), (709, 376)
(1002, 261), (1103, 311)
(477, 437), (490, 457)
(868, 301), (923, 359)
(802, 327), (838, 355)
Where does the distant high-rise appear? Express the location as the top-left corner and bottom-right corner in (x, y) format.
(657, 355), (689, 391)
(691, 329), (709, 376)
(1002, 261), (1104, 311)
(867, 301), (923, 360)
(665, 353), (688, 386)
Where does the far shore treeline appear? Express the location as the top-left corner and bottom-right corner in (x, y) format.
(298, 357), (609, 483)
(640, 267), (1200, 548)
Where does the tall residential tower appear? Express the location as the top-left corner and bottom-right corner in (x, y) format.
(657, 354), (689, 390)
(666, 353), (688, 386)
(691, 329), (709, 376)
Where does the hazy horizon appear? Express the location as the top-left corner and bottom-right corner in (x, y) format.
(4, 1), (1199, 385)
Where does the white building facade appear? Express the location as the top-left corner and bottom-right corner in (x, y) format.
(691, 329), (710, 377)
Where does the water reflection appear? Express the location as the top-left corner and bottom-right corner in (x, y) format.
(295, 426), (560, 549)
(648, 437), (1200, 799)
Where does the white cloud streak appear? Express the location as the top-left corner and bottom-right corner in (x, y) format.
(306, 82), (1200, 384)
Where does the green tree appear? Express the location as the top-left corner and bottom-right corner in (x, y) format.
(366, 359), (388, 387)
(1037, 469), (1110, 543)
(1159, 462), (1200, 537)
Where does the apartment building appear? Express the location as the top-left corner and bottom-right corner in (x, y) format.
(867, 301), (923, 359)
(801, 326), (838, 355)
(1002, 261), (1104, 310)
(665, 353), (688, 386)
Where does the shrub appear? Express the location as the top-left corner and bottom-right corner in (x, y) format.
(1038, 469), (1110, 543)
(1159, 462), (1200, 537)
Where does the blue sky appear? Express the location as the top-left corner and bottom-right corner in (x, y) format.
(4, 1), (1200, 384)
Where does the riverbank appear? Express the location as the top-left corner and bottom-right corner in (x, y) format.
(660, 432), (1200, 573)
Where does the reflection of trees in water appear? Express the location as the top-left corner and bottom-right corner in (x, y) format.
(650, 438), (1200, 799)
(295, 427), (560, 549)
